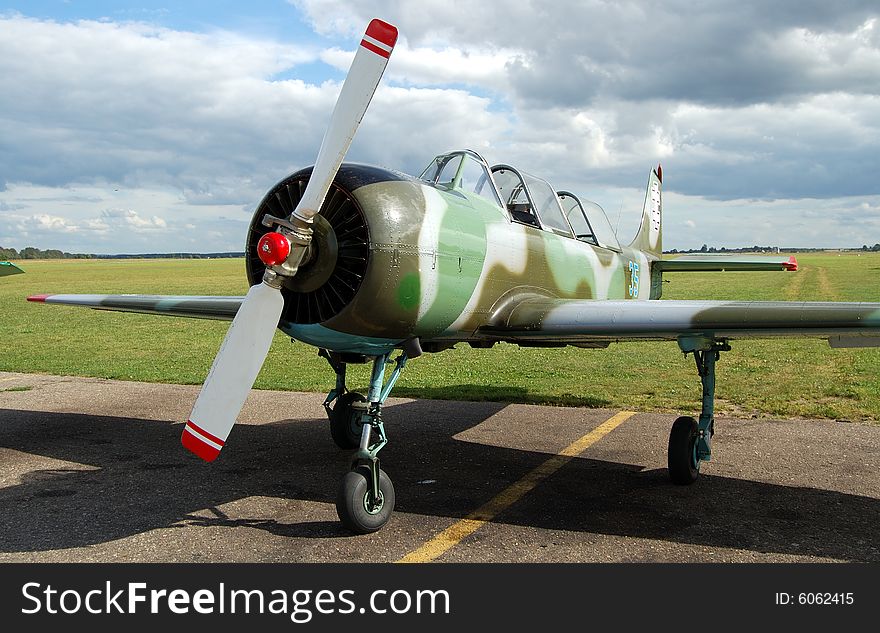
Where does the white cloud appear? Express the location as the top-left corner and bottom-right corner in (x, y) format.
(1, 4), (879, 253)
(662, 192), (880, 250)
(27, 214), (81, 233)
(0, 183), (247, 253)
(321, 42), (517, 91)
(292, 0), (880, 215)
(101, 209), (168, 231)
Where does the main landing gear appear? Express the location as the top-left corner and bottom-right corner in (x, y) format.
(668, 336), (730, 485)
(320, 349), (408, 533)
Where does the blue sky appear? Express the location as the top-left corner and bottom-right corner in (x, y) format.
(1, 0), (878, 253)
(5, 1), (313, 39)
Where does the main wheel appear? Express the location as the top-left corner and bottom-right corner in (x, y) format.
(668, 415), (700, 485)
(329, 391), (366, 449)
(337, 465), (395, 534)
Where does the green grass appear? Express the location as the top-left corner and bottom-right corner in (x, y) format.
(1, 254), (879, 421)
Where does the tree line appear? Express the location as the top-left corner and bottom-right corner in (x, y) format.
(666, 244), (880, 254)
(0, 246), (92, 260)
(1, 246), (244, 260)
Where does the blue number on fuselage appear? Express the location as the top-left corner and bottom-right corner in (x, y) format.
(628, 261), (639, 298)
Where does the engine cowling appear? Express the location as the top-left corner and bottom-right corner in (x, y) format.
(246, 166), (374, 325)
(248, 163), (460, 346)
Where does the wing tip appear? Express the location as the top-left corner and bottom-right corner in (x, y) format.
(27, 294), (52, 303)
(783, 256), (798, 271)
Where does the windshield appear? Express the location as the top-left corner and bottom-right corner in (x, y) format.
(420, 150), (502, 207)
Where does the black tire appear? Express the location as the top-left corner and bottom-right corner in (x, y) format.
(329, 392), (366, 449)
(336, 465), (395, 534)
(668, 415), (700, 485)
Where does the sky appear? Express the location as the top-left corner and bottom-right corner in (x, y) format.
(0, 0), (878, 254)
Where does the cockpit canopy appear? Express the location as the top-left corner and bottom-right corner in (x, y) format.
(419, 150), (503, 208)
(558, 192), (620, 251)
(420, 149), (621, 251)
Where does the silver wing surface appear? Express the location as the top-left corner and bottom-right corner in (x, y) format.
(27, 294), (243, 320)
(28, 294), (880, 348)
(482, 299), (880, 348)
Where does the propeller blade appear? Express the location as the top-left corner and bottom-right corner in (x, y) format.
(182, 19), (397, 462)
(292, 18), (398, 223)
(182, 282), (284, 461)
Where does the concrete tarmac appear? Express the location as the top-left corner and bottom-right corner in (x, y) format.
(1, 371), (877, 563)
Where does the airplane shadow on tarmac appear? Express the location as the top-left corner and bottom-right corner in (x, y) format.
(0, 399), (877, 561)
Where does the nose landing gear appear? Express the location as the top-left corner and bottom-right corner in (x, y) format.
(321, 349), (408, 533)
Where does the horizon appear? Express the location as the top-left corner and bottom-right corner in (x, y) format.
(5, 244), (880, 259)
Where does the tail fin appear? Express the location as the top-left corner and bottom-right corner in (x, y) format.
(628, 164), (662, 259)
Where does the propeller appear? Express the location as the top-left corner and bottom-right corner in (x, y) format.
(182, 18), (398, 462)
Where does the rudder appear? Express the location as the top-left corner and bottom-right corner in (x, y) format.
(628, 165), (662, 259)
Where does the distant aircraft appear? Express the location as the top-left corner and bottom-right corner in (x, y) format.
(28, 19), (880, 534)
(1, 262), (23, 277)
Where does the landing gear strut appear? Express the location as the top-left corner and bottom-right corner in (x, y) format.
(319, 350), (364, 449)
(669, 337), (730, 485)
(321, 350), (408, 533)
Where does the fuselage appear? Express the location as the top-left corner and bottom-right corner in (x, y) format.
(248, 163), (653, 355)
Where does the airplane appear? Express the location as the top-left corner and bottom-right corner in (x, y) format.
(1, 262), (24, 277)
(27, 18), (880, 534)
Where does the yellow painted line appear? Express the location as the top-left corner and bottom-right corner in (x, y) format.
(0, 377), (19, 383)
(397, 410), (636, 563)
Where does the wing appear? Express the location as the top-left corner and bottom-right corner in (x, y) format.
(655, 254), (798, 272)
(481, 299), (880, 348)
(27, 294), (242, 320)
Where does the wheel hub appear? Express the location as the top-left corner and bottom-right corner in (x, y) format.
(364, 490), (384, 515)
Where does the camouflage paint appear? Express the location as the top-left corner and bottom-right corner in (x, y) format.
(414, 185), (488, 336)
(296, 162), (659, 345)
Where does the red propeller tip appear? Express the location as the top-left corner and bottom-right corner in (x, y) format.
(257, 232), (291, 267)
(361, 19), (397, 58)
(182, 420), (224, 462)
(366, 19), (398, 48)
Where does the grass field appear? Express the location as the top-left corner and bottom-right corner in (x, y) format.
(1, 253), (879, 421)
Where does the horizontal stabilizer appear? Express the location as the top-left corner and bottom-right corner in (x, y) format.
(0, 262), (24, 277)
(656, 254), (798, 272)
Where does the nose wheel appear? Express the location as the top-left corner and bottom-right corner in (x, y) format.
(337, 465), (395, 533)
(322, 351), (408, 534)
